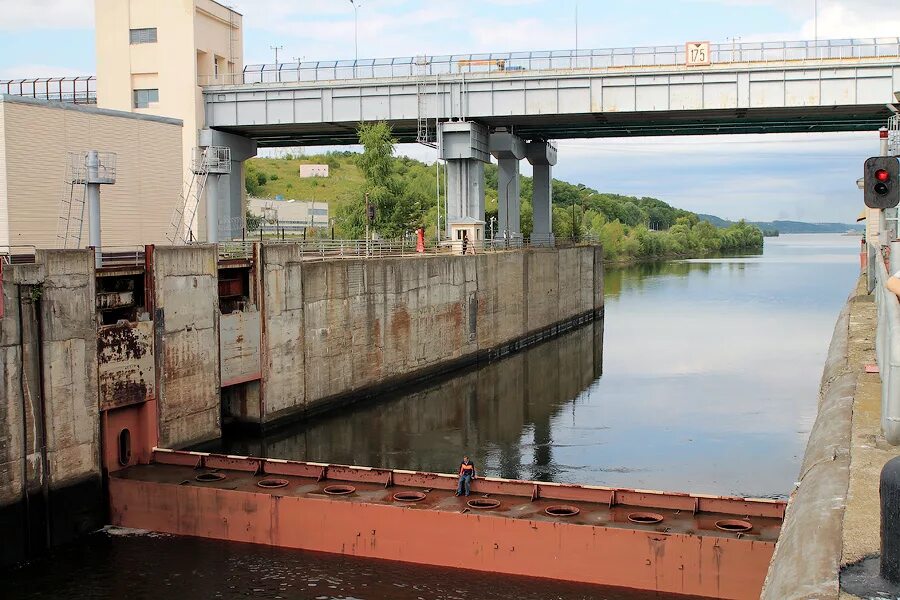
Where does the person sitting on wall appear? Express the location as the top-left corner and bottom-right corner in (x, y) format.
(456, 455), (477, 497)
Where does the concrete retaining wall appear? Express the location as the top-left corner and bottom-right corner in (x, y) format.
(152, 245), (221, 448)
(761, 295), (855, 599)
(0, 243), (603, 566)
(255, 246), (602, 426)
(0, 250), (104, 566)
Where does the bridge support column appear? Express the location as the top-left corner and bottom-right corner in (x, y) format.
(489, 131), (526, 242)
(526, 141), (558, 246)
(199, 129), (257, 240)
(440, 122), (490, 237)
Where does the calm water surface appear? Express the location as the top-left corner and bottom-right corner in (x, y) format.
(6, 234), (858, 599)
(219, 233), (859, 498)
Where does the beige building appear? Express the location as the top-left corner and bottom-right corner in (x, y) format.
(248, 198), (330, 230)
(0, 95), (183, 249)
(95, 0), (247, 241)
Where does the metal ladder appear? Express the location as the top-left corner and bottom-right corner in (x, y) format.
(56, 153), (88, 248)
(415, 56), (436, 148)
(167, 148), (211, 244)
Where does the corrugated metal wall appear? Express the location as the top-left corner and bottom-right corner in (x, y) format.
(2, 100), (182, 249)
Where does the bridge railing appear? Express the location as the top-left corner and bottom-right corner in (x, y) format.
(206, 38), (900, 86)
(873, 247), (900, 445)
(0, 76), (97, 104)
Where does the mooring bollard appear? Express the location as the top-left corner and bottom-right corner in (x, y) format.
(881, 456), (900, 583)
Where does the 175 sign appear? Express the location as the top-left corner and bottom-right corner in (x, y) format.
(685, 41), (711, 66)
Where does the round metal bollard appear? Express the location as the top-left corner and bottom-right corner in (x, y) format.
(881, 456), (900, 584)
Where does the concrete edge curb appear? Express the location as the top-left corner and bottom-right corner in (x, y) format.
(761, 296), (855, 600)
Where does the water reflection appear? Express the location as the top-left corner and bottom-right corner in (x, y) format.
(219, 320), (604, 484)
(220, 234), (859, 499)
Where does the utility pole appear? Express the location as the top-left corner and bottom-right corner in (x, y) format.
(348, 0), (361, 69)
(574, 1), (579, 59)
(270, 45), (284, 81)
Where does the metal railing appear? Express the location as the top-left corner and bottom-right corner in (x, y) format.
(217, 236), (596, 262)
(96, 246), (145, 268)
(1, 76), (97, 104)
(0, 245), (37, 265)
(205, 38), (900, 86)
(874, 249), (900, 445)
(890, 114), (900, 157)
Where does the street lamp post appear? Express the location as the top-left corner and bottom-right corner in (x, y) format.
(348, 0), (361, 69)
(270, 45), (284, 81)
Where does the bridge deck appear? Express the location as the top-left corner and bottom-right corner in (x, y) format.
(202, 38), (900, 145)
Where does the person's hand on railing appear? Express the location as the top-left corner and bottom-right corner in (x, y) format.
(887, 273), (900, 298)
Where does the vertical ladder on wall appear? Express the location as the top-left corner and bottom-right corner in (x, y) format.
(56, 153), (88, 248)
(415, 56), (436, 148)
(167, 148), (211, 244)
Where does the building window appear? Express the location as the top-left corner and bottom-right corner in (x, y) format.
(129, 27), (157, 44)
(214, 58), (220, 78)
(133, 88), (159, 108)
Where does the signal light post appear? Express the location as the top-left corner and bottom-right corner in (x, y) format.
(865, 154), (900, 278)
(864, 157), (900, 210)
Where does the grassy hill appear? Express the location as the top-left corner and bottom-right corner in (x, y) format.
(245, 153), (365, 211)
(245, 150), (764, 260)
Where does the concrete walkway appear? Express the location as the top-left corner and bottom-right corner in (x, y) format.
(763, 276), (900, 599)
(840, 279), (900, 597)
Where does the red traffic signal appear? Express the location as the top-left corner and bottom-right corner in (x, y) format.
(865, 157), (900, 209)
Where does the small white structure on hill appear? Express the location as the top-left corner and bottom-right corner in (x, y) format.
(298, 164), (329, 178)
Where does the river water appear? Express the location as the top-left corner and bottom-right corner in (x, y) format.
(5, 234), (859, 600)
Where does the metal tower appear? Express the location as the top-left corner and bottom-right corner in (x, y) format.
(57, 151), (117, 252)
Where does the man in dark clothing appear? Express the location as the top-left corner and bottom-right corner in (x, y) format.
(456, 456), (476, 496)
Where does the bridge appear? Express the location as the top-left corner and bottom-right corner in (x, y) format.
(199, 37), (900, 240)
(204, 38), (900, 144)
(6, 39), (898, 241)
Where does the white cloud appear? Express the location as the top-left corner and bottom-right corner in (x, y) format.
(0, 0), (92, 30)
(798, 0), (900, 39)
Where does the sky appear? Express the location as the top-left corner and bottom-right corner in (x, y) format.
(1, 0), (899, 222)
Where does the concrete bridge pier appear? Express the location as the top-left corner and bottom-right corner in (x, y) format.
(489, 131), (526, 242)
(439, 122), (490, 236)
(526, 141), (558, 245)
(199, 129), (257, 241)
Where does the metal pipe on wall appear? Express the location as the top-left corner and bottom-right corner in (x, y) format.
(86, 151), (101, 268)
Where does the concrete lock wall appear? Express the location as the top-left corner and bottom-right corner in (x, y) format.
(152, 245), (221, 448)
(255, 246), (603, 426)
(0, 250), (103, 567)
(0, 243), (603, 566)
